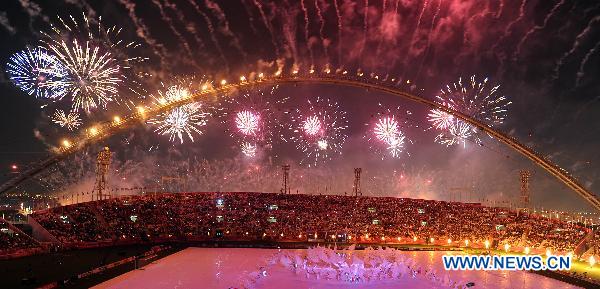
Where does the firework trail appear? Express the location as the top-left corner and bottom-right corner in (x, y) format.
(360, 0), (369, 63)
(374, 0), (389, 57)
(150, 0), (196, 66)
(576, 40), (600, 87)
(0, 11), (16, 35)
(374, 0), (390, 56)
(51, 109), (81, 131)
(399, 0), (428, 76)
(118, 0), (168, 66)
(6, 47), (68, 100)
(64, 0), (97, 19)
(556, 2), (598, 37)
(463, 3), (492, 46)
(332, 0), (343, 65)
(252, 0), (280, 57)
(415, 0), (442, 79)
(514, 0), (567, 59)
(204, 0), (247, 59)
(492, 0), (528, 54)
(185, 0), (228, 70)
(383, 0), (402, 72)
(300, 0), (314, 65)
(583, 3), (600, 19)
(240, 0), (259, 35)
(17, 0), (49, 38)
(163, 0), (207, 52)
(496, 0), (505, 18)
(314, 0), (328, 61)
(409, 0), (429, 52)
(282, 9), (299, 64)
(553, 16), (600, 81)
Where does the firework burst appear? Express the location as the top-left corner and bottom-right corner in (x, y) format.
(40, 14), (147, 112)
(51, 109), (82, 130)
(235, 110), (260, 135)
(302, 115), (322, 136)
(147, 78), (211, 144)
(386, 134), (406, 158)
(6, 47), (68, 100)
(365, 104), (413, 159)
(220, 86), (288, 151)
(240, 142), (257, 157)
(427, 108), (454, 130)
(374, 116), (400, 144)
(148, 102), (210, 144)
(152, 81), (191, 105)
(428, 76), (511, 147)
(290, 97), (348, 167)
(434, 120), (475, 148)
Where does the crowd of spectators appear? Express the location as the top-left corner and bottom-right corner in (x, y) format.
(0, 218), (40, 255)
(28, 192), (589, 254)
(31, 202), (112, 243)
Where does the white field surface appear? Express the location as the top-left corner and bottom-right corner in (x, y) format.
(93, 248), (581, 289)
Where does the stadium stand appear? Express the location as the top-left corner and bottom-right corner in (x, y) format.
(26, 192), (588, 255)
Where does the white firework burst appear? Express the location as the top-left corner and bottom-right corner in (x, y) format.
(48, 39), (121, 112)
(154, 84), (190, 105)
(235, 110), (260, 135)
(148, 102), (210, 144)
(427, 108), (454, 130)
(434, 120), (475, 148)
(302, 115), (322, 136)
(374, 116), (400, 144)
(40, 14), (147, 112)
(429, 76), (511, 147)
(241, 142), (257, 157)
(51, 110), (82, 130)
(366, 106), (412, 160)
(386, 133), (406, 158)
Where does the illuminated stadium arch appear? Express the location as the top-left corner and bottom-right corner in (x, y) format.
(1, 70), (599, 211)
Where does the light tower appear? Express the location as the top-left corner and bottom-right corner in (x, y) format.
(94, 147), (111, 201)
(353, 168), (362, 196)
(520, 170), (531, 209)
(281, 164), (290, 194)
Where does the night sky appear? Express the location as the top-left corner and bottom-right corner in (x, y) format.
(0, 0), (598, 211)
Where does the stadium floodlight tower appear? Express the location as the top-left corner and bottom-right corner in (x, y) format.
(93, 147), (112, 201)
(281, 164), (290, 194)
(353, 168), (362, 197)
(520, 170), (532, 210)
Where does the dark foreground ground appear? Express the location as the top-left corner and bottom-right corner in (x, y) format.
(0, 241), (597, 289)
(0, 244), (179, 289)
